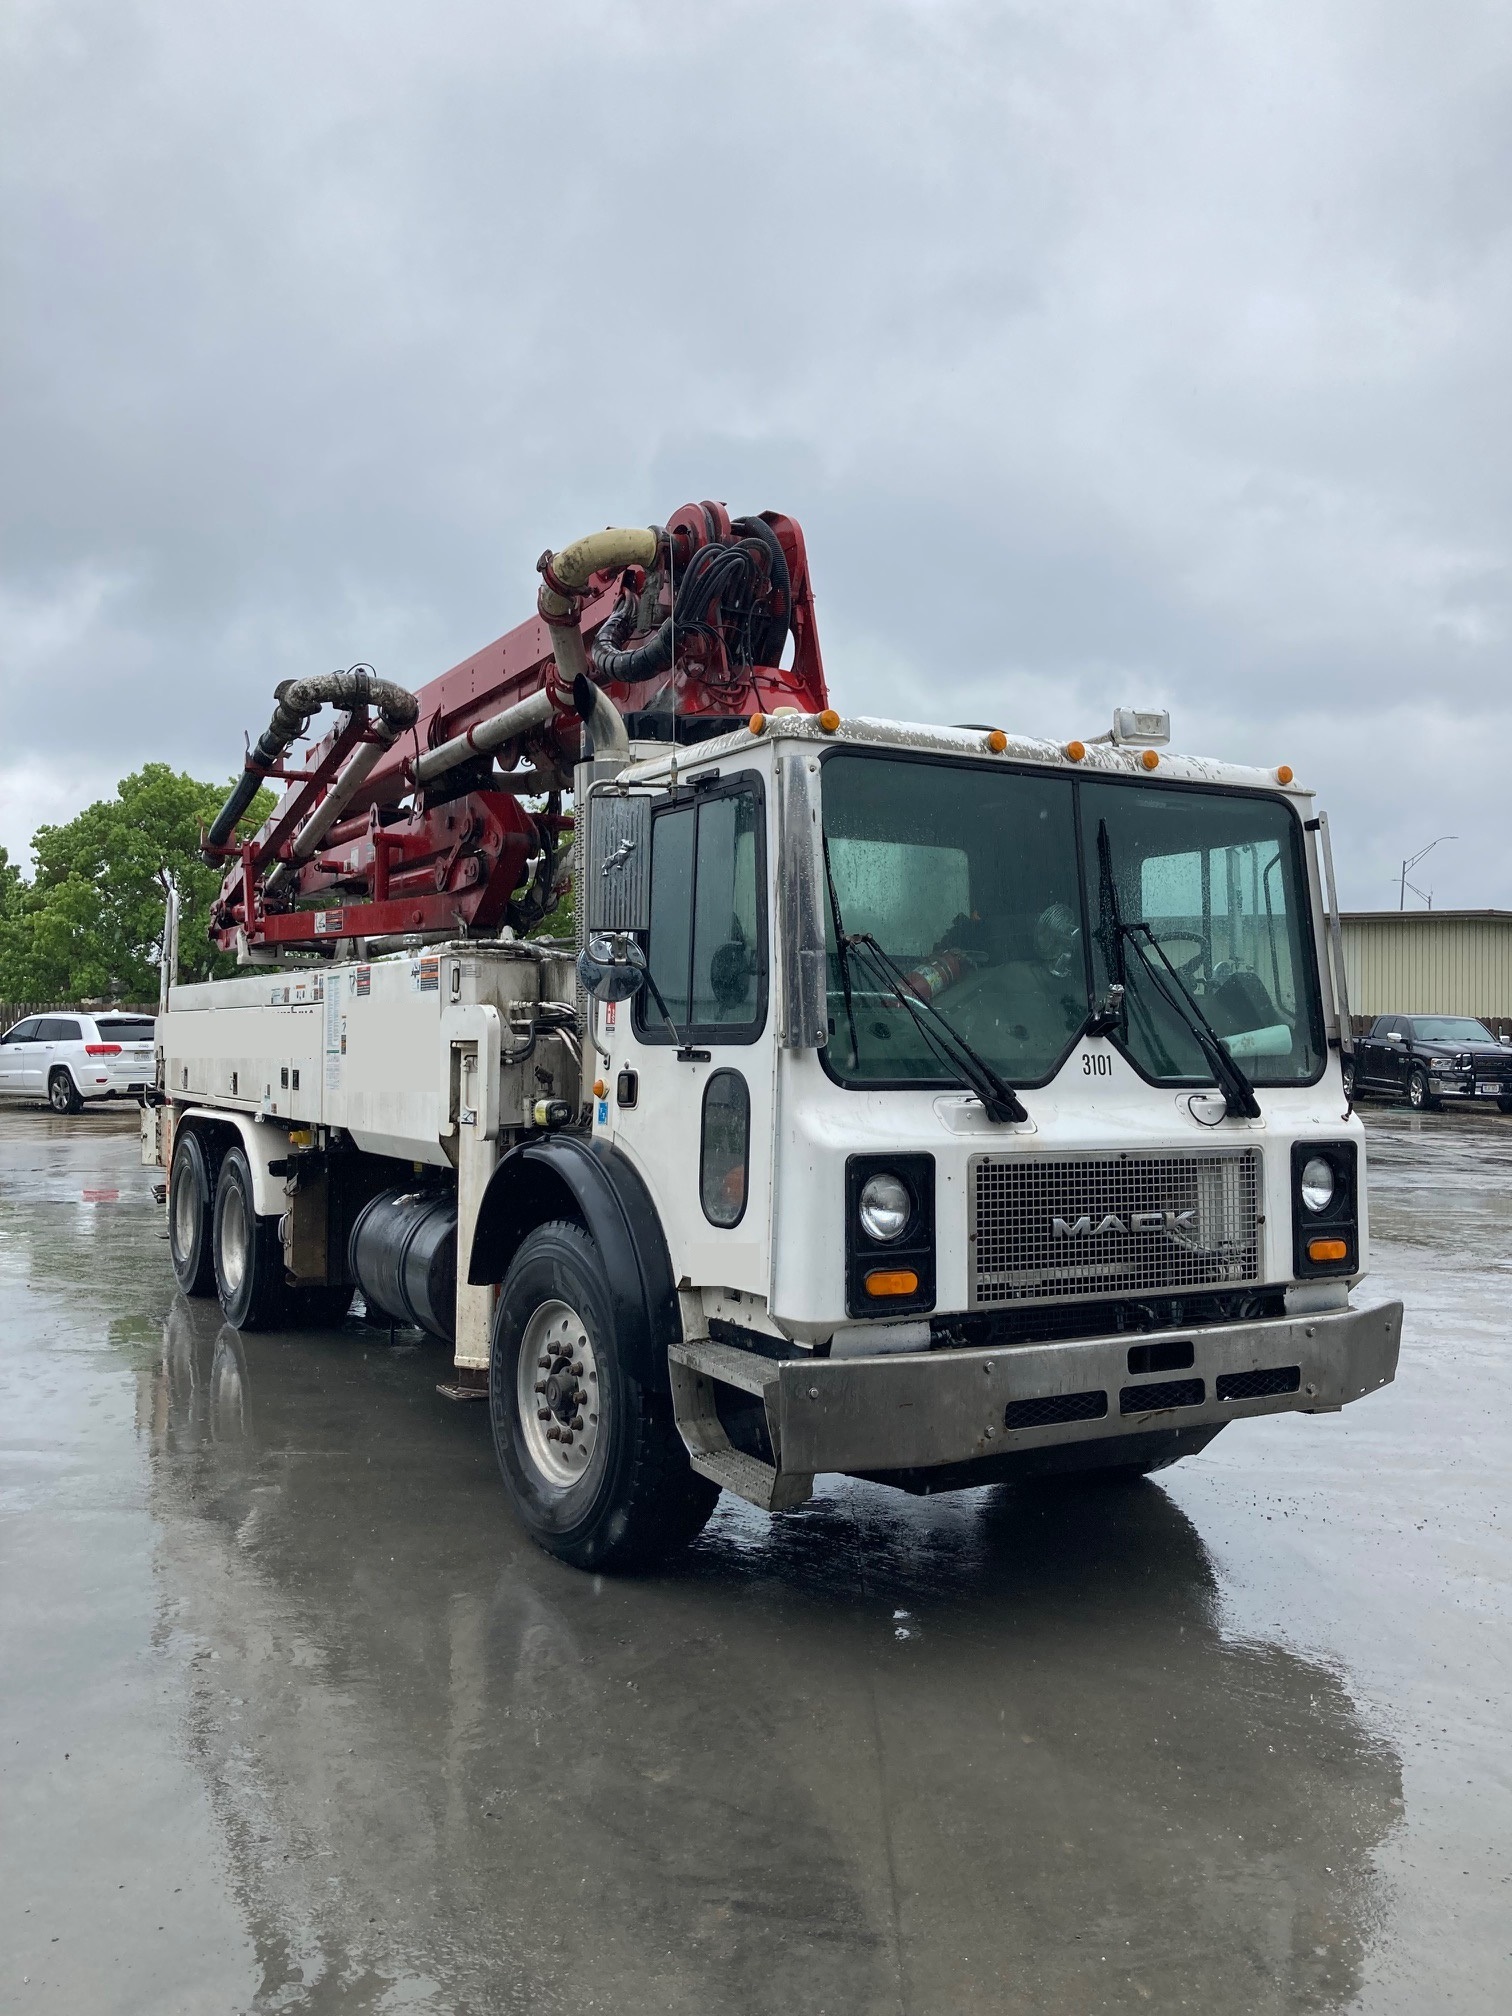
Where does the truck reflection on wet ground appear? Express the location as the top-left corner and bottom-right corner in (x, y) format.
(140, 1296), (1398, 2014)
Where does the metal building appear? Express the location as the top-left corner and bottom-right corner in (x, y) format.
(1340, 911), (1512, 1028)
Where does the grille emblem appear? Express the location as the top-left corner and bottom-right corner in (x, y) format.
(1052, 1210), (1198, 1238)
(971, 1150), (1261, 1307)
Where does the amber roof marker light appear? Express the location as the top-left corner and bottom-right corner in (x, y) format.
(1276, 764), (1294, 784)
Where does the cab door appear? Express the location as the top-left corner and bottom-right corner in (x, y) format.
(599, 772), (773, 1298)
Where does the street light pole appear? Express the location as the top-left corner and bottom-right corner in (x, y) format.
(1399, 835), (1456, 911)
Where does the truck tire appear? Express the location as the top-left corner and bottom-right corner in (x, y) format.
(1341, 1056), (1357, 1099)
(169, 1130), (217, 1297)
(1407, 1066), (1437, 1112)
(48, 1068), (83, 1115)
(212, 1146), (288, 1331)
(489, 1219), (718, 1571)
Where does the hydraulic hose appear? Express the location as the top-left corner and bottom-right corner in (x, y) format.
(590, 538), (769, 683)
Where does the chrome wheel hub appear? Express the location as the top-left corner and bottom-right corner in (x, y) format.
(517, 1299), (600, 1488)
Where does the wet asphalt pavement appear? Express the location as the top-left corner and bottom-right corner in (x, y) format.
(1, 1104), (1508, 2015)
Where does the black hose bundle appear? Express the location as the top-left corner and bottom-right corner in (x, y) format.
(590, 519), (791, 685)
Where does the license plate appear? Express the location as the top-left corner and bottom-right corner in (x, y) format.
(1478, 1084), (1503, 1098)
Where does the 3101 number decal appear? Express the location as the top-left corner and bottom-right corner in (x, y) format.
(1082, 1052), (1113, 1077)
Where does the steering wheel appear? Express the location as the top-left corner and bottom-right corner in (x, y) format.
(1145, 927), (1209, 978)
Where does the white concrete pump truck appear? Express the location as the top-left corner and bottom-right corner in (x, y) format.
(147, 500), (1402, 1569)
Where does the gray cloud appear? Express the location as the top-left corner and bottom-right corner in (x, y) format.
(3, 0), (1509, 909)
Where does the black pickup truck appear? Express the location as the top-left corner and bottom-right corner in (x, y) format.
(1347, 1015), (1512, 1111)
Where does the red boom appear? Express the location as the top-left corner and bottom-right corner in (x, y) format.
(206, 502), (827, 955)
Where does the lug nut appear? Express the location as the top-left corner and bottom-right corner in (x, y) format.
(534, 1381), (546, 1395)
(571, 1361), (584, 1377)
(571, 1415), (584, 1432)
(538, 1410), (552, 1424)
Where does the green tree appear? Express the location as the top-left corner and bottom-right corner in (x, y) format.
(0, 766), (273, 1003)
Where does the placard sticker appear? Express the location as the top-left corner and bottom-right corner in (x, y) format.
(353, 965), (371, 997)
(605, 1001), (617, 1030)
(597, 1099), (609, 1127)
(324, 973), (344, 1093)
(411, 956), (440, 993)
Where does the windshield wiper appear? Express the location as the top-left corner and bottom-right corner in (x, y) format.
(1095, 820), (1261, 1119)
(843, 931), (1030, 1124)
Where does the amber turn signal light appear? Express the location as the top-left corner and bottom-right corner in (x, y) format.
(1276, 764), (1294, 784)
(1064, 740), (1086, 762)
(986, 729), (1008, 753)
(818, 708), (841, 733)
(865, 1268), (920, 1297)
(1308, 1237), (1348, 1264)
(1140, 749), (1160, 770)
(593, 1080), (607, 1100)
(748, 713), (766, 735)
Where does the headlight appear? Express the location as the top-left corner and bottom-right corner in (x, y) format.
(1300, 1155), (1335, 1214)
(858, 1172), (912, 1242)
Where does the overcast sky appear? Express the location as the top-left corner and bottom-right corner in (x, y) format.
(3, 0), (1509, 909)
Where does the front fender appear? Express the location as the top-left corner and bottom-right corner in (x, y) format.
(466, 1133), (678, 1391)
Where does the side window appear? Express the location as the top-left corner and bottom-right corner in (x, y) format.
(640, 784), (766, 1042)
(646, 808), (696, 1026)
(2, 1020), (40, 1045)
(691, 793), (761, 1026)
(38, 1018), (82, 1042)
(700, 1071), (750, 1227)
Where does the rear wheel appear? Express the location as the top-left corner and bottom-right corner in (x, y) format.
(212, 1147), (287, 1331)
(489, 1219), (718, 1571)
(48, 1068), (82, 1115)
(169, 1130), (217, 1297)
(1407, 1066), (1437, 1112)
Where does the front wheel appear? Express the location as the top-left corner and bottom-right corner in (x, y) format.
(1407, 1066), (1437, 1113)
(489, 1219), (718, 1572)
(212, 1147), (288, 1330)
(1341, 1056), (1357, 1099)
(48, 1069), (83, 1115)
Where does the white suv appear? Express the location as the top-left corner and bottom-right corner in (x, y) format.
(0, 1011), (157, 1113)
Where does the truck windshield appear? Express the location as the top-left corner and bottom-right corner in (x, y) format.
(1409, 1017), (1495, 1043)
(1080, 779), (1325, 1086)
(820, 753), (1325, 1091)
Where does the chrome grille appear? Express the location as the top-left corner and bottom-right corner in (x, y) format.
(969, 1150), (1262, 1307)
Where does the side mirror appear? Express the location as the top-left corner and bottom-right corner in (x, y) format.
(1388, 1030), (1404, 1043)
(577, 932), (647, 1004)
